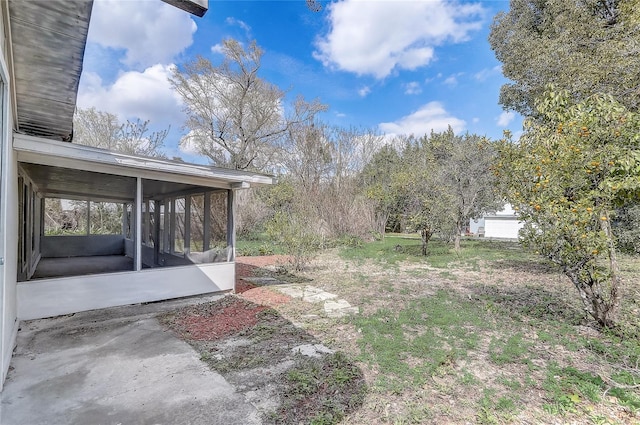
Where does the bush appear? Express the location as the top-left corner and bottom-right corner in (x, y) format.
(266, 211), (321, 271)
(614, 204), (640, 255)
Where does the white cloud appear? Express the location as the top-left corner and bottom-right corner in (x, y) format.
(179, 130), (204, 156)
(404, 81), (422, 95)
(443, 72), (464, 87)
(379, 101), (466, 137)
(211, 43), (225, 54)
(497, 111), (515, 127)
(474, 65), (502, 81)
(443, 75), (458, 87)
(78, 64), (184, 126)
(88, 0), (197, 68)
(358, 86), (371, 97)
(314, 0), (485, 79)
(226, 17), (251, 34)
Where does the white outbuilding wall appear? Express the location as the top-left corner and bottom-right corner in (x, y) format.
(483, 204), (524, 240)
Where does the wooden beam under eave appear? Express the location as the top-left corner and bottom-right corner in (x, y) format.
(161, 0), (208, 17)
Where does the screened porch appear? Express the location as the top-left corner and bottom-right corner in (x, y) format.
(13, 134), (273, 320)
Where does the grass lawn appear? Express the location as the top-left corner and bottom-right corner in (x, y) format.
(236, 233), (287, 256)
(174, 235), (640, 424)
(284, 235), (640, 424)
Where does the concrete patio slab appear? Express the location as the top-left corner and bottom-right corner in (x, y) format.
(0, 296), (262, 425)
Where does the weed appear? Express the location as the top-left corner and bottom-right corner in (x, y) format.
(542, 363), (611, 415)
(272, 352), (366, 425)
(438, 270), (457, 281)
(498, 375), (522, 390)
(477, 389), (519, 424)
(460, 371), (479, 385)
(394, 402), (434, 424)
(354, 290), (489, 390)
(489, 333), (530, 365)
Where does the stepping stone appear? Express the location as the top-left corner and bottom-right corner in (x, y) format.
(324, 299), (359, 318)
(302, 286), (337, 303)
(275, 285), (304, 298)
(275, 285), (337, 303)
(291, 343), (335, 358)
(274, 285), (358, 318)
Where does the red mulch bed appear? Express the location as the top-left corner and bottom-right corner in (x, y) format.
(235, 255), (293, 306)
(237, 255), (291, 268)
(172, 297), (267, 341)
(235, 255), (291, 294)
(167, 256), (296, 342)
(241, 286), (292, 307)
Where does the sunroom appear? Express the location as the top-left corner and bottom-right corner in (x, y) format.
(14, 134), (274, 320)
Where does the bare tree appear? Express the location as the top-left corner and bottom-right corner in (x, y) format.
(73, 107), (168, 158)
(170, 38), (325, 171)
(279, 120), (333, 193)
(438, 131), (501, 251)
(330, 125), (384, 190)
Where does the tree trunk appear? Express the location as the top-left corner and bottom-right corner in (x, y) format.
(376, 211), (389, 240)
(454, 218), (463, 252)
(421, 228), (432, 256)
(600, 213), (622, 326)
(561, 214), (621, 329)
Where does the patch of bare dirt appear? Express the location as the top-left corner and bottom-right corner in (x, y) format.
(240, 287), (292, 307)
(236, 254), (291, 269)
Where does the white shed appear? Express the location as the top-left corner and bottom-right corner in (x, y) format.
(483, 204), (524, 239)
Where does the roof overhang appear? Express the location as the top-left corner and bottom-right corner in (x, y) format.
(161, 0), (208, 17)
(7, 0), (207, 142)
(14, 134), (276, 197)
(8, 0), (93, 140)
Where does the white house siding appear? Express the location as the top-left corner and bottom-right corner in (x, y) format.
(0, 2), (19, 390)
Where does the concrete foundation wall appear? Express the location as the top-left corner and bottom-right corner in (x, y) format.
(42, 235), (125, 258)
(16, 262), (235, 320)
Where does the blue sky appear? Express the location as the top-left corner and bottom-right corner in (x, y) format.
(78, 0), (523, 163)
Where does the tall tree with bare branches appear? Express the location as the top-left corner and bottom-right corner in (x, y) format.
(170, 38), (325, 171)
(73, 107), (168, 158)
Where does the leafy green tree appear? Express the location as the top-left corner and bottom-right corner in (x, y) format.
(489, 0), (640, 116)
(613, 203), (640, 255)
(361, 143), (403, 238)
(381, 129), (499, 254)
(496, 90), (640, 328)
(395, 136), (456, 255)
